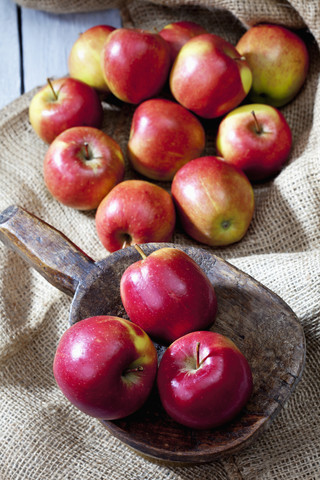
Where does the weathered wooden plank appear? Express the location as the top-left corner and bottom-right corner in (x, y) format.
(0, 0), (21, 109)
(21, 8), (122, 94)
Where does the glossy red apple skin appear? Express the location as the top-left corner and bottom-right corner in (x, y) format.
(95, 180), (176, 252)
(159, 20), (207, 64)
(101, 28), (171, 104)
(68, 24), (115, 92)
(236, 24), (309, 107)
(170, 33), (252, 119)
(171, 156), (254, 246)
(157, 330), (253, 429)
(120, 247), (217, 344)
(127, 98), (206, 181)
(53, 316), (158, 420)
(29, 77), (104, 143)
(43, 126), (125, 210)
(216, 103), (292, 182)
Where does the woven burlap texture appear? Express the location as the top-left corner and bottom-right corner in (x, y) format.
(1, 1), (320, 479)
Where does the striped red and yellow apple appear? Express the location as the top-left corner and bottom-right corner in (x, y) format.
(43, 126), (125, 210)
(101, 28), (171, 104)
(216, 103), (292, 182)
(68, 24), (115, 92)
(95, 180), (176, 252)
(172, 156), (255, 246)
(127, 98), (206, 181)
(236, 24), (309, 107)
(29, 77), (103, 144)
(170, 33), (252, 118)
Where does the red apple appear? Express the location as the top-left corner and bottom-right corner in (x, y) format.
(95, 179), (176, 252)
(53, 315), (158, 419)
(157, 330), (253, 429)
(171, 156), (254, 246)
(127, 98), (206, 181)
(236, 24), (309, 107)
(120, 246), (217, 344)
(29, 77), (103, 143)
(170, 33), (252, 118)
(68, 24), (115, 92)
(43, 126), (125, 210)
(216, 103), (292, 182)
(159, 20), (207, 64)
(101, 28), (171, 104)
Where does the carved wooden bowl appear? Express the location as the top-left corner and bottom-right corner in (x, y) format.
(0, 205), (305, 463)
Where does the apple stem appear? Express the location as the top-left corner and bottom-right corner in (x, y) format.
(122, 239), (129, 249)
(47, 77), (58, 100)
(196, 342), (200, 369)
(122, 234), (132, 249)
(83, 142), (90, 160)
(124, 365), (144, 374)
(134, 244), (147, 260)
(234, 56), (246, 62)
(251, 110), (262, 134)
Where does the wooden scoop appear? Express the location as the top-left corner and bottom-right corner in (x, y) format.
(0, 205), (305, 464)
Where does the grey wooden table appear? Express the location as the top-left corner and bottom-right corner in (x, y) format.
(0, 0), (122, 110)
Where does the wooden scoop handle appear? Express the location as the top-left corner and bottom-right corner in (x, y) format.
(0, 205), (95, 296)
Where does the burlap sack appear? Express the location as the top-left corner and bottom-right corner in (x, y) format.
(1, 1), (320, 479)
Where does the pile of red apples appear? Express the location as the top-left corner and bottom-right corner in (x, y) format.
(29, 20), (309, 251)
(28, 20), (309, 429)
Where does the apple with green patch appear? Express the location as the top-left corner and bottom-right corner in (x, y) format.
(170, 33), (252, 118)
(120, 245), (217, 344)
(68, 24), (115, 92)
(171, 156), (254, 246)
(29, 77), (103, 144)
(157, 330), (253, 429)
(236, 24), (309, 107)
(43, 126), (125, 210)
(53, 315), (158, 419)
(216, 103), (292, 182)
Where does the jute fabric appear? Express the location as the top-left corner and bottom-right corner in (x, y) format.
(1, 1), (320, 479)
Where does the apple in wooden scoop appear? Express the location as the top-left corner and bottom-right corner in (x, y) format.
(157, 330), (253, 429)
(120, 246), (218, 344)
(53, 315), (158, 420)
